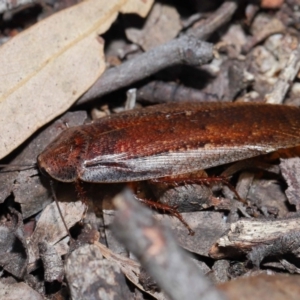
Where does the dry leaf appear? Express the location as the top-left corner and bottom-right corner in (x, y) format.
(126, 3), (182, 51)
(27, 201), (86, 269)
(0, 0), (153, 160)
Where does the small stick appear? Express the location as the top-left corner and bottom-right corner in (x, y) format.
(77, 36), (213, 105)
(187, 1), (238, 40)
(77, 1), (238, 105)
(265, 43), (300, 104)
(112, 189), (226, 300)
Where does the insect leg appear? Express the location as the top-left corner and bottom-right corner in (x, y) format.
(151, 176), (246, 204)
(136, 197), (195, 236)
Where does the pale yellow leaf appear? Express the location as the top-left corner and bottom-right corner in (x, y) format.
(0, 0), (153, 160)
(121, 0), (154, 16)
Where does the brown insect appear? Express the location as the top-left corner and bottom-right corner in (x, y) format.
(37, 102), (300, 233)
(38, 102), (300, 182)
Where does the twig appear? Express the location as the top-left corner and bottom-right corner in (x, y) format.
(181, 12), (207, 29)
(112, 189), (227, 300)
(125, 88), (137, 110)
(265, 43), (300, 104)
(77, 1), (238, 105)
(77, 36), (213, 105)
(210, 217), (300, 267)
(187, 1), (238, 40)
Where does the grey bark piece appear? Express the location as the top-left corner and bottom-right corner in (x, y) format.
(0, 209), (28, 278)
(103, 210), (128, 257)
(158, 211), (229, 256)
(65, 244), (133, 300)
(211, 260), (230, 284)
(39, 241), (64, 282)
(280, 157), (300, 210)
(0, 281), (43, 300)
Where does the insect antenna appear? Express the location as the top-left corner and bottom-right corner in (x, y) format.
(0, 163), (38, 172)
(49, 180), (73, 241)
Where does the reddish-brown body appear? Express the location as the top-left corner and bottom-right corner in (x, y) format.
(37, 102), (300, 183)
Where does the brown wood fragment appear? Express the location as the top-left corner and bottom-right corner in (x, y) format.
(261, 0), (284, 9)
(218, 273), (300, 300)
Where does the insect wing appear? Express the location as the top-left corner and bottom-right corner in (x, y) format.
(79, 102), (300, 183)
